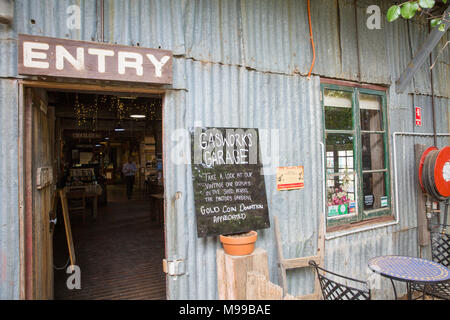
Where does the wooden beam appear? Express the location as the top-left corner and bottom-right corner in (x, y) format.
(59, 118), (147, 131)
(20, 79), (166, 95)
(320, 78), (388, 91)
(273, 215), (288, 295)
(246, 271), (284, 300)
(395, 7), (450, 93)
(281, 256), (320, 270)
(274, 213), (325, 300)
(216, 248), (269, 300)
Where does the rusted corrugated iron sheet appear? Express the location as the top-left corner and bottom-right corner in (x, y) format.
(103, 0), (186, 55)
(356, 0), (390, 84)
(14, 0), (98, 40)
(163, 59), (323, 298)
(240, 0), (312, 75)
(431, 32), (450, 98)
(184, 0), (243, 66)
(384, 8), (414, 94)
(0, 0), (448, 300)
(408, 17), (432, 96)
(0, 0), (447, 96)
(0, 79), (20, 300)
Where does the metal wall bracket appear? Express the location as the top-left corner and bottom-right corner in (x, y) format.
(162, 258), (186, 278)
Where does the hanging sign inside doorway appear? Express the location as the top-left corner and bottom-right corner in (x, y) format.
(191, 127), (270, 238)
(18, 34), (173, 84)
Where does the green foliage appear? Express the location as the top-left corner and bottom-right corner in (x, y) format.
(387, 5), (401, 22)
(430, 18), (443, 27)
(387, 0), (446, 32)
(401, 2), (419, 19)
(418, 0), (435, 8)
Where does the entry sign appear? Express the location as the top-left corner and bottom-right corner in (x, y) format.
(191, 127), (270, 237)
(415, 106), (422, 126)
(18, 34), (172, 84)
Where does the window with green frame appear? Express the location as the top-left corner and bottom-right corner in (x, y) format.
(322, 84), (391, 229)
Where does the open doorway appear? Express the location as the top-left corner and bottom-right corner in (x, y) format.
(44, 90), (166, 300)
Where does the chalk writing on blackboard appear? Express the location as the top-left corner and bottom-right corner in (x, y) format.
(191, 127), (270, 237)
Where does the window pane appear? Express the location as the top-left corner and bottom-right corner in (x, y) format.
(363, 172), (387, 210)
(360, 94), (382, 131)
(325, 133), (354, 172)
(324, 90), (353, 130)
(326, 132), (357, 217)
(325, 106), (353, 130)
(361, 133), (385, 170)
(327, 174), (357, 217)
(325, 133), (353, 151)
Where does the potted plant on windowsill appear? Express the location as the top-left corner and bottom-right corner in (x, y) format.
(219, 230), (258, 256)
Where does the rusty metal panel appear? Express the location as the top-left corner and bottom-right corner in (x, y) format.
(1, 0), (186, 76)
(14, 0), (98, 40)
(0, 79), (20, 300)
(0, 0), (98, 77)
(103, 0), (185, 55)
(431, 32), (450, 98)
(337, 0), (360, 81)
(1, 0), (446, 93)
(356, 0), (389, 84)
(240, 0), (312, 75)
(384, 9), (414, 94)
(308, 0), (342, 78)
(0, 0), (448, 301)
(408, 18), (432, 96)
(184, 0), (243, 66)
(163, 59), (323, 299)
(0, 39), (16, 78)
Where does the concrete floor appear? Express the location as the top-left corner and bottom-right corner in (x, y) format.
(53, 184), (166, 300)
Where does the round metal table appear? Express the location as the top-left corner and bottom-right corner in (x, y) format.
(368, 255), (450, 299)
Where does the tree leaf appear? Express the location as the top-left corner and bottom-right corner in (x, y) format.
(418, 0), (435, 8)
(430, 18), (442, 27)
(438, 23), (445, 32)
(401, 2), (419, 19)
(387, 5), (401, 22)
(442, 0), (447, 4)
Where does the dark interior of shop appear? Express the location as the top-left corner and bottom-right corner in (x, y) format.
(49, 91), (166, 300)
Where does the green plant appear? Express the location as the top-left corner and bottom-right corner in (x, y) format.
(387, 0), (448, 31)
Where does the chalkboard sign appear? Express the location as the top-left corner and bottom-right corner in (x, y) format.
(191, 127), (270, 237)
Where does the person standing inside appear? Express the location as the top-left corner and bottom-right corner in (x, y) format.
(123, 156), (137, 200)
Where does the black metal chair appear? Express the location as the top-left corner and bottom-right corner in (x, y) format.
(430, 224), (449, 268)
(411, 224), (449, 300)
(309, 260), (371, 300)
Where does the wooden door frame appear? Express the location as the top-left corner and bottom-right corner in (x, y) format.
(18, 79), (167, 300)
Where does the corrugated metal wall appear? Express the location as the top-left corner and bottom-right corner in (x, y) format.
(0, 79), (20, 300)
(1, 0), (449, 94)
(0, 0), (448, 299)
(164, 60), (322, 298)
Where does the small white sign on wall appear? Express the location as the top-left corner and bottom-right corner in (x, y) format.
(36, 166), (53, 190)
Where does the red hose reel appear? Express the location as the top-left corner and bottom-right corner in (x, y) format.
(419, 146), (450, 201)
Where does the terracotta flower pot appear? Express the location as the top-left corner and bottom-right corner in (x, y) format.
(219, 231), (257, 256)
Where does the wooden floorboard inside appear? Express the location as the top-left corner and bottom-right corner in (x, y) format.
(53, 184), (166, 300)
